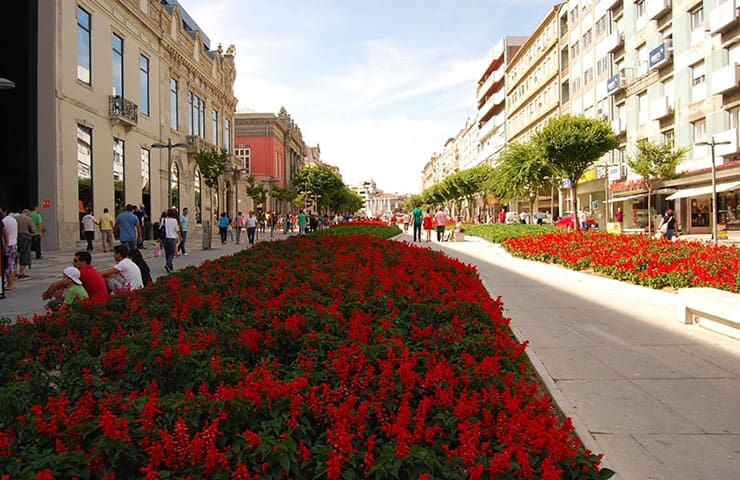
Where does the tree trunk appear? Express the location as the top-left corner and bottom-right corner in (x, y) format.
(571, 184), (579, 231)
(647, 185), (653, 236)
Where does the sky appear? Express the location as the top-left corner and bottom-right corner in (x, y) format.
(178, 0), (557, 194)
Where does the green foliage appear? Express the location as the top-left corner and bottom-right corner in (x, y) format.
(326, 187), (364, 214)
(490, 141), (553, 204)
(532, 115), (619, 187)
(627, 139), (687, 234)
(292, 166), (345, 212)
(193, 147), (229, 189)
(464, 223), (554, 243)
(243, 175), (268, 207)
(311, 224), (401, 238)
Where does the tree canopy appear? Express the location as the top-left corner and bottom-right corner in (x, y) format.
(193, 147), (229, 190)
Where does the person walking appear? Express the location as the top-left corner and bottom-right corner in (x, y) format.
(422, 208), (433, 242)
(411, 204), (423, 242)
(434, 207), (447, 242)
(297, 210), (307, 235)
(15, 210), (35, 279)
(661, 208), (677, 241)
(115, 205), (142, 251)
(246, 211), (257, 244)
(178, 207), (189, 255)
(99, 208), (114, 252)
(29, 205), (43, 259)
(218, 212), (229, 244)
(235, 211), (244, 244)
(0, 207), (18, 291)
(162, 209), (180, 273)
(81, 209), (96, 251)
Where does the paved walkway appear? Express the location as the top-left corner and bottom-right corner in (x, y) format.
(0, 228), (292, 321)
(400, 232), (740, 480)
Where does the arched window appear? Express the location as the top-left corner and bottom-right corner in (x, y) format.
(171, 162), (180, 211)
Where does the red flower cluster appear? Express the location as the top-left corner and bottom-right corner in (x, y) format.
(0, 232), (611, 479)
(502, 230), (740, 292)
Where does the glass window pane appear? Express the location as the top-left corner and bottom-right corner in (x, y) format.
(113, 138), (125, 215)
(77, 125), (93, 240)
(112, 34), (124, 96)
(139, 55), (149, 116)
(170, 78), (178, 130)
(77, 7), (91, 84)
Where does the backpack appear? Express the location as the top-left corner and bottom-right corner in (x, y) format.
(158, 221), (166, 239)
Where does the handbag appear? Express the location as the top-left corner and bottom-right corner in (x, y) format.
(659, 223), (667, 234)
(158, 221), (166, 239)
(154, 243), (161, 257)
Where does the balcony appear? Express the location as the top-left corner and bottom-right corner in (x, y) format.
(713, 128), (739, 156)
(711, 62), (740, 95)
(108, 95), (138, 128)
(647, 0), (672, 21)
(606, 0), (621, 10)
(185, 135), (216, 154)
(612, 118), (626, 135)
(710, 0), (740, 33)
(605, 30), (625, 53)
(650, 96), (674, 120)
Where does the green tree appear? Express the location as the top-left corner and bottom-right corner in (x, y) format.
(243, 175), (268, 210)
(532, 115), (619, 230)
(628, 139), (687, 235)
(490, 141), (553, 223)
(327, 186), (364, 215)
(292, 166), (344, 213)
(193, 147), (229, 247)
(271, 185), (298, 213)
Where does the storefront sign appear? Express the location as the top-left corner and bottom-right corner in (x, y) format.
(41, 199), (51, 208)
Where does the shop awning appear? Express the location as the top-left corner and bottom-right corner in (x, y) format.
(606, 193), (648, 203)
(665, 181), (740, 200)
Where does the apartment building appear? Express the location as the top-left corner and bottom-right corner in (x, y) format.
(605, 0), (740, 234)
(476, 36), (528, 166)
(558, 1), (618, 224)
(506, 5), (563, 145)
(233, 107), (306, 215)
(1, 0), (238, 249)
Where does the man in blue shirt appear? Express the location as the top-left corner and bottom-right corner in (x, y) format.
(114, 204), (142, 251)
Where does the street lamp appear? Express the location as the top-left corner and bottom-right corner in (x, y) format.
(695, 136), (730, 246)
(151, 139), (187, 210)
(0, 78), (15, 90)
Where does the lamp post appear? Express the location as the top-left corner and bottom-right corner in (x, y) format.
(695, 136), (730, 246)
(151, 139), (187, 210)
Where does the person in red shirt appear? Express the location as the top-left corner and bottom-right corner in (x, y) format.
(42, 251), (110, 303)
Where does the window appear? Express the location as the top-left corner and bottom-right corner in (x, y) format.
(139, 54), (149, 116)
(194, 169), (202, 224)
(571, 41), (580, 60)
(188, 92), (205, 137)
(560, 47), (569, 70)
(77, 124), (93, 239)
(171, 163), (180, 211)
(635, 0), (645, 19)
(583, 29), (592, 48)
(113, 138), (125, 215)
(729, 106), (740, 129)
(170, 78), (178, 130)
(212, 109), (218, 145)
(691, 6), (704, 30)
(561, 79), (570, 103)
(112, 33), (124, 96)
(663, 130), (675, 147)
(638, 92), (648, 124)
(692, 62), (706, 102)
(224, 118), (231, 153)
(77, 7), (91, 84)
(638, 44), (648, 75)
(692, 118), (706, 143)
(141, 148), (151, 216)
(235, 145), (251, 172)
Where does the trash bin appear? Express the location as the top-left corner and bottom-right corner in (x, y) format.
(202, 221), (212, 250)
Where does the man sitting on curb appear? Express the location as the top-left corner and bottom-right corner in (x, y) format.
(42, 251), (110, 303)
(99, 244), (144, 293)
(45, 267), (88, 311)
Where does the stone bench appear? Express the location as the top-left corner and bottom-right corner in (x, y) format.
(677, 287), (740, 339)
(455, 232), (465, 242)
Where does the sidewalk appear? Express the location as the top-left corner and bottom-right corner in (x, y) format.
(399, 231), (740, 480)
(0, 227), (292, 321)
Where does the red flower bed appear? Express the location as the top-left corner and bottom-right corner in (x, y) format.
(502, 231), (740, 292)
(0, 235), (611, 479)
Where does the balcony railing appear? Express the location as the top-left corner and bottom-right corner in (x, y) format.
(647, 0), (672, 21)
(605, 31), (625, 53)
(649, 96), (674, 121)
(710, 0), (740, 33)
(186, 135), (217, 154)
(711, 63), (740, 95)
(108, 95), (138, 127)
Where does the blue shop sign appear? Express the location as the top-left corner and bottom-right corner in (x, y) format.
(649, 43), (667, 69)
(607, 73), (621, 94)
